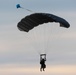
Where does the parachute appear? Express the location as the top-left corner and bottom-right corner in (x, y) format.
(17, 13), (70, 32)
(17, 13), (70, 54)
(16, 4), (21, 9)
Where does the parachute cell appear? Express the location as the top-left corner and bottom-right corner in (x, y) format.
(17, 13), (70, 32)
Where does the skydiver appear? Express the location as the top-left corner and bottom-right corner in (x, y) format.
(40, 54), (46, 71)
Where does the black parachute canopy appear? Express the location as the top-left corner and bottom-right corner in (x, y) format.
(17, 13), (70, 32)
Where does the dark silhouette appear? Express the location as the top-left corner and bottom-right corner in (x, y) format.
(40, 54), (46, 71)
(17, 13), (70, 32)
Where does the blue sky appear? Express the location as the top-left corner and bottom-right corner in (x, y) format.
(0, 0), (76, 75)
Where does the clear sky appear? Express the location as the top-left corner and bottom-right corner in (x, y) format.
(0, 0), (76, 75)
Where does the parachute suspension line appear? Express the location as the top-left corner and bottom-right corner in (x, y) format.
(34, 24), (56, 55)
(32, 28), (41, 55)
(27, 18), (42, 54)
(21, 7), (33, 12)
(40, 24), (46, 54)
(37, 25), (46, 54)
(43, 24), (50, 54)
(44, 24), (56, 54)
(23, 29), (41, 55)
(29, 16), (51, 55)
(45, 24), (68, 54)
(29, 22), (47, 54)
(43, 24), (46, 54)
(17, 13), (70, 55)
(45, 24), (61, 54)
(18, 18), (40, 54)
(42, 24), (50, 54)
(44, 24), (60, 54)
